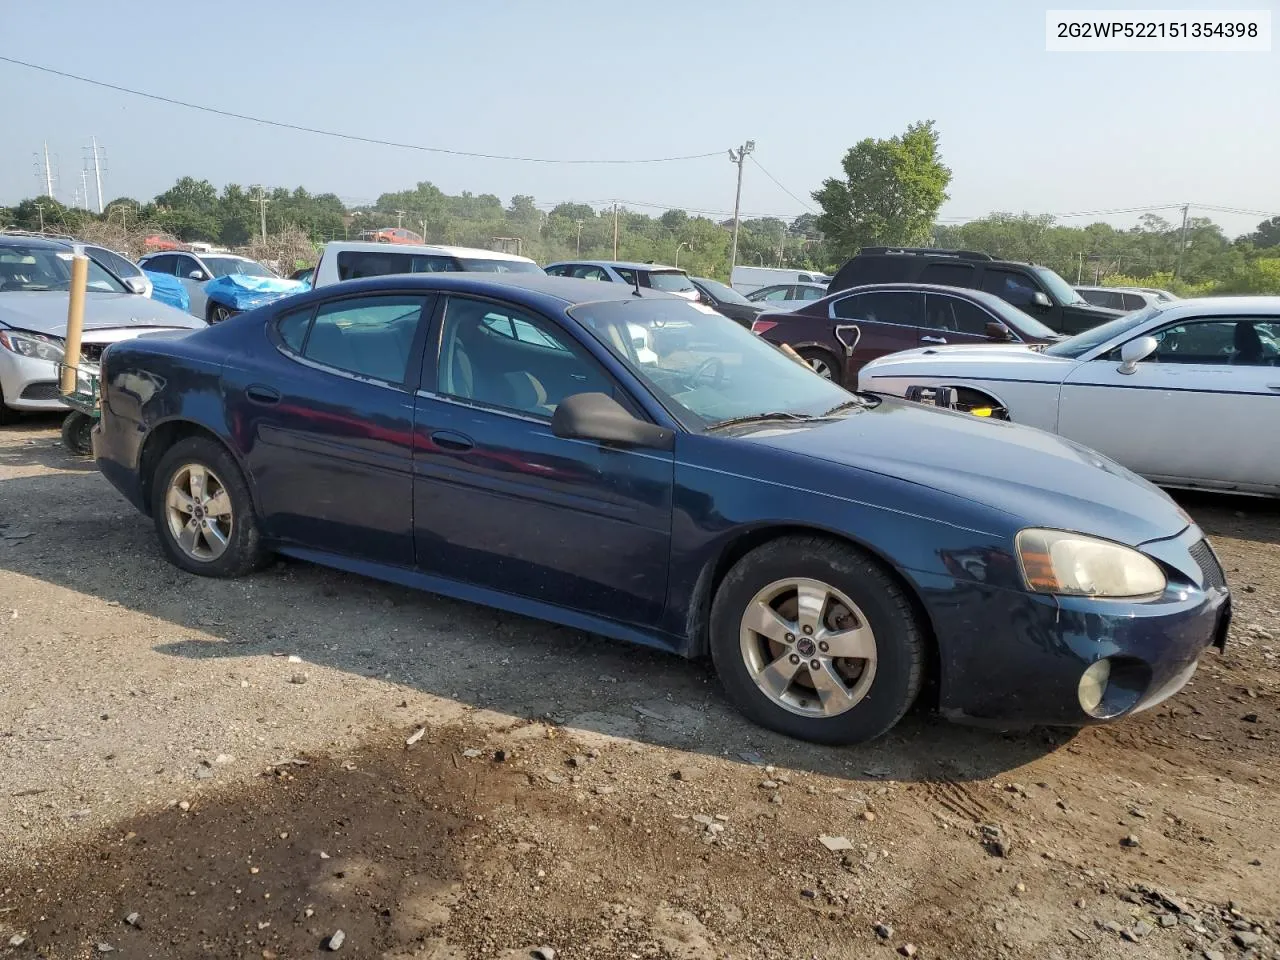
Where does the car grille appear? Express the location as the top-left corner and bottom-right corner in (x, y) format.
(1189, 538), (1226, 590)
(19, 381), (61, 401)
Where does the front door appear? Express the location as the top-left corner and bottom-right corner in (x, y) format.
(830, 290), (924, 379)
(412, 295), (674, 626)
(1058, 315), (1280, 491)
(922, 292), (1006, 347)
(226, 293), (431, 564)
(171, 254), (211, 318)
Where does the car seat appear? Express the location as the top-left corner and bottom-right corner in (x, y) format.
(1232, 322), (1263, 365)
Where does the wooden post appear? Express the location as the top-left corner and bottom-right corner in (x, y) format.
(60, 254), (89, 395)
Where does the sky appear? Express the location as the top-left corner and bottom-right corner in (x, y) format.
(3, 0), (1278, 236)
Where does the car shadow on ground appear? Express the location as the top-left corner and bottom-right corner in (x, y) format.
(1172, 489), (1280, 548)
(2, 436), (1090, 787)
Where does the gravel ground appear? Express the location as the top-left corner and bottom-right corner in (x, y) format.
(1, 418), (1278, 959)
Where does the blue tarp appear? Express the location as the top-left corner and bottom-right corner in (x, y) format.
(204, 274), (309, 313)
(144, 270), (190, 313)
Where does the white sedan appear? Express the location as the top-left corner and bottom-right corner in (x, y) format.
(857, 297), (1280, 497)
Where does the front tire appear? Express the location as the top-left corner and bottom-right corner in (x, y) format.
(207, 303), (238, 324)
(150, 436), (266, 578)
(709, 536), (925, 745)
(60, 412), (94, 455)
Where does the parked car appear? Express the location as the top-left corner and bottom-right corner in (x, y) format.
(730, 265), (832, 295)
(1134, 287), (1179, 303)
(745, 283), (829, 312)
(543, 260), (699, 300)
(138, 250), (278, 322)
(753, 283), (1062, 384)
(1075, 286), (1161, 312)
(94, 273), (1228, 744)
(689, 276), (764, 326)
(0, 235), (204, 424)
(830, 247), (1123, 336)
(289, 267), (314, 286)
(857, 297), (1280, 496)
(312, 241), (541, 289)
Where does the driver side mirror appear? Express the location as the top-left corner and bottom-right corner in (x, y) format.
(188, 269), (207, 281)
(1031, 291), (1052, 309)
(1118, 335), (1158, 375)
(984, 321), (1013, 341)
(123, 276), (148, 295)
(552, 392), (674, 451)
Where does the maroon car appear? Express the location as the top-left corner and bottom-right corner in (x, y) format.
(751, 282), (1061, 385)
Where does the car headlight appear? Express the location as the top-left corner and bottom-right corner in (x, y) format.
(0, 329), (67, 362)
(1016, 528), (1166, 598)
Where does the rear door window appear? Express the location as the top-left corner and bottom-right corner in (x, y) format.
(142, 254), (178, 275)
(646, 271), (696, 294)
(919, 262), (976, 288)
(835, 291), (922, 326)
(1122, 293), (1148, 311)
(336, 251), (458, 281)
(300, 296), (426, 385)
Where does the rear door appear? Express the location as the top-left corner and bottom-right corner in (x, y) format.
(830, 290), (923, 375)
(1058, 315), (1280, 491)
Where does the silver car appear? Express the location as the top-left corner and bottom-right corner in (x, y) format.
(137, 250), (277, 321)
(1, 236), (205, 423)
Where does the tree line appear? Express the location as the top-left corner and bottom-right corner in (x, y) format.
(3, 120), (1278, 293)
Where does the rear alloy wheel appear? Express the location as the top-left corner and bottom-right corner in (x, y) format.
(797, 347), (837, 381)
(151, 437), (266, 577)
(710, 537), (925, 744)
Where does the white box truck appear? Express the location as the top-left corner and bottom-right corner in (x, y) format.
(730, 266), (832, 295)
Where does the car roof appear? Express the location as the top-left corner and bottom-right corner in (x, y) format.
(290, 272), (687, 307)
(1157, 296), (1280, 316)
(0, 233), (71, 250)
(547, 260), (682, 272)
(322, 240), (535, 263)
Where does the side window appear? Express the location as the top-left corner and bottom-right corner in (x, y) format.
(799, 286), (825, 301)
(759, 286), (793, 302)
(544, 264), (569, 277)
(919, 263), (976, 288)
(142, 254), (176, 275)
(570, 265), (610, 281)
(275, 306), (312, 353)
(855, 291), (923, 326)
(87, 247), (138, 279)
(832, 294), (865, 320)
(925, 294), (993, 335)
(173, 255), (201, 279)
(1145, 319), (1280, 366)
(436, 297), (614, 418)
(981, 269), (1041, 308)
(1122, 293), (1148, 311)
(336, 251), (455, 281)
(301, 296), (424, 384)
(613, 267), (636, 285)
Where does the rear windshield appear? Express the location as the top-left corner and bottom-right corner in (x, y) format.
(647, 270), (696, 293)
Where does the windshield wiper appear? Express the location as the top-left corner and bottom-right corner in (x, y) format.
(819, 399), (866, 416)
(705, 411), (815, 431)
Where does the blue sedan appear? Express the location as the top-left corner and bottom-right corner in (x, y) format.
(92, 274), (1230, 744)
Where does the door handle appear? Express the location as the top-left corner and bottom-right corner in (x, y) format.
(431, 430), (475, 453)
(245, 384), (280, 405)
(920, 335), (948, 344)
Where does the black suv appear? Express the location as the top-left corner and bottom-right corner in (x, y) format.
(828, 247), (1122, 336)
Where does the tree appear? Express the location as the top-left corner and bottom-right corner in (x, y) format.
(154, 177), (219, 216)
(1247, 216), (1280, 249)
(549, 202), (595, 222)
(812, 120), (952, 261)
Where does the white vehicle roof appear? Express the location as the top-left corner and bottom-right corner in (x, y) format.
(320, 240), (535, 263)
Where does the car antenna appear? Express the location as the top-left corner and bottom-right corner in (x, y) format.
(631, 271), (643, 297)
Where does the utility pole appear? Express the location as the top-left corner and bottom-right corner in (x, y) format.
(89, 136), (105, 213)
(612, 203), (619, 260)
(395, 209), (405, 229)
(42, 142), (55, 199)
(776, 225), (786, 267)
(421, 218), (428, 242)
(1175, 203), (1190, 279)
(251, 186), (270, 241)
(1076, 251), (1083, 284)
(675, 241), (689, 268)
(727, 140), (755, 276)
(575, 219), (584, 255)
(35, 201), (45, 232)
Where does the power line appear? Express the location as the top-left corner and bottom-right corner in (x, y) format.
(0, 55), (724, 166)
(748, 156), (816, 214)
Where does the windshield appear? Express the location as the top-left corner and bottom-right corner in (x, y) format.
(975, 292), (1061, 340)
(461, 258), (543, 274)
(1033, 266), (1085, 305)
(695, 277), (754, 306)
(0, 245), (126, 293)
(647, 270), (696, 294)
(1043, 305), (1162, 358)
(567, 298), (857, 429)
(203, 257), (275, 279)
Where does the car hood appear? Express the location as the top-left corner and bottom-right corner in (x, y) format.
(736, 400), (1188, 546)
(0, 292), (203, 336)
(861, 343), (1079, 381)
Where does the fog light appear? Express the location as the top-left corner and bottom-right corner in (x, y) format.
(1078, 659), (1112, 716)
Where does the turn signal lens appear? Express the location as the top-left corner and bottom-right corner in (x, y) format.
(1016, 529), (1166, 598)
(751, 320), (778, 335)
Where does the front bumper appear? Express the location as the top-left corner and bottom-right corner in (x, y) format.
(0, 349), (66, 411)
(916, 527), (1230, 727)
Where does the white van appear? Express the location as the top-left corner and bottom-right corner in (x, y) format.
(730, 266), (831, 295)
(312, 241), (542, 288)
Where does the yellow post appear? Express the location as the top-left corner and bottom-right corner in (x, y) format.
(60, 253), (89, 395)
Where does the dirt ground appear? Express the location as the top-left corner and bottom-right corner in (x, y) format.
(1, 418), (1277, 960)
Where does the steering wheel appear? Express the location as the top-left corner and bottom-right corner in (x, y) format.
(689, 356), (725, 388)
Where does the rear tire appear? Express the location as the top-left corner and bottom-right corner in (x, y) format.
(150, 436), (267, 578)
(797, 347), (839, 382)
(60, 412), (94, 455)
(709, 536), (925, 745)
